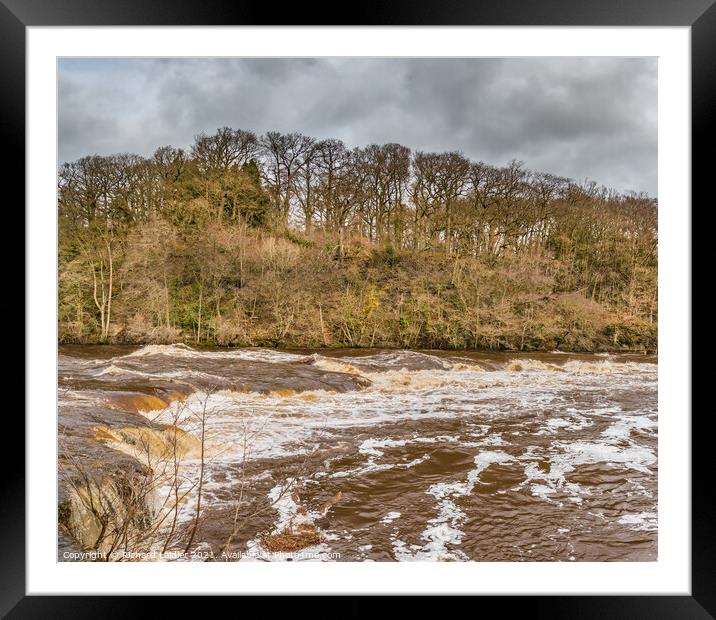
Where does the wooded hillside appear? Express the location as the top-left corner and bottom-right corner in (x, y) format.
(58, 127), (657, 351)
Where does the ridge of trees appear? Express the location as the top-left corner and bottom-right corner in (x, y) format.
(58, 127), (657, 351)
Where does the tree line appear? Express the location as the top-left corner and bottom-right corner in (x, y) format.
(59, 126), (658, 350)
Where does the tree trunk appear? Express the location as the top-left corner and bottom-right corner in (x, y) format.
(104, 240), (113, 341)
(196, 284), (203, 344)
(164, 273), (171, 329)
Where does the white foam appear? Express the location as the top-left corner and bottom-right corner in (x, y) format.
(561, 441), (656, 472)
(359, 435), (459, 457)
(601, 414), (657, 440)
(392, 506), (469, 562)
(617, 511), (658, 531)
(122, 343), (307, 364)
(394, 450), (513, 561)
(381, 511), (401, 524)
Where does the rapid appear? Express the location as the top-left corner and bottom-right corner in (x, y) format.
(58, 344), (657, 562)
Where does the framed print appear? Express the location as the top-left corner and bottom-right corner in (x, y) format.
(8, 0), (712, 614)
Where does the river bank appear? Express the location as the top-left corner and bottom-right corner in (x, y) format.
(59, 226), (657, 354)
(58, 310), (657, 353)
(58, 320), (657, 353)
(60, 342), (660, 355)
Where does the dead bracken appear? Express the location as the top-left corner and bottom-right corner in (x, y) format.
(261, 525), (321, 552)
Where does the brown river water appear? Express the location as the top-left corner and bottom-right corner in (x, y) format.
(58, 345), (657, 562)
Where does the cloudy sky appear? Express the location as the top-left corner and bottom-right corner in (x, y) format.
(58, 57), (657, 196)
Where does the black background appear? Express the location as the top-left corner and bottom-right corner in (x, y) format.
(5, 0), (711, 616)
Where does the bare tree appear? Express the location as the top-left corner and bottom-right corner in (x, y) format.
(259, 131), (315, 226)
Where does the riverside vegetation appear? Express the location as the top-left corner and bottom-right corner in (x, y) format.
(58, 127), (657, 352)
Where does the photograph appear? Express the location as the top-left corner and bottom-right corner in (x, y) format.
(56, 56), (658, 563)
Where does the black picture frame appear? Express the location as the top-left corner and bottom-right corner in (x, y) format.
(7, 0), (711, 615)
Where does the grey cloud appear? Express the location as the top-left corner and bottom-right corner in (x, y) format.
(58, 57), (657, 196)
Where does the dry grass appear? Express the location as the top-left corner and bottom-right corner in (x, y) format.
(261, 525), (321, 552)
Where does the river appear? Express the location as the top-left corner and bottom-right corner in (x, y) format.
(58, 344), (657, 562)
